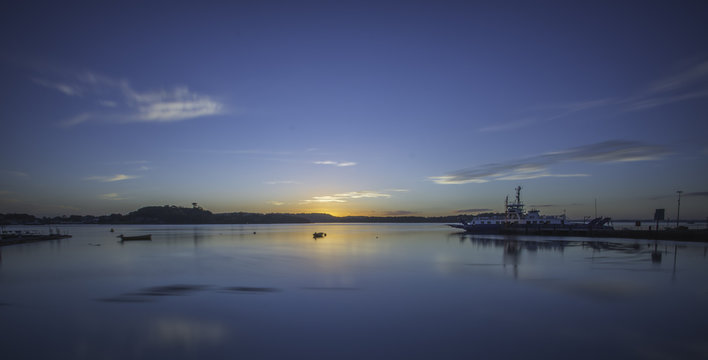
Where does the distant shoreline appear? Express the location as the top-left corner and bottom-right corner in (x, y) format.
(2, 205), (706, 226)
(1, 205), (465, 225)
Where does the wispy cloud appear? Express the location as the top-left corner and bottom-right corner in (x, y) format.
(186, 149), (292, 156)
(624, 90), (708, 111)
(545, 140), (669, 163)
(34, 70), (223, 125)
(302, 191), (391, 203)
(32, 78), (82, 96)
(480, 98), (619, 133)
(314, 160), (357, 167)
(431, 140), (669, 185)
(381, 210), (417, 216)
(2, 170), (28, 177)
(480, 60), (708, 132)
(133, 87), (222, 122)
(479, 118), (538, 133)
(456, 208), (493, 213)
(117, 160), (151, 171)
(649, 191), (708, 200)
(100, 193), (126, 200)
(61, 113), (93, 127)
(265, 180), (297, 185)
(496, 173), (589, 181)
(85, 174), (139, 182)
(684, 191), (708, 197)
(268, 201), (285, 206)
(646, 61), (708, 94)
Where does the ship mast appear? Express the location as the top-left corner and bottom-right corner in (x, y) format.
(504, 186), (525, 222)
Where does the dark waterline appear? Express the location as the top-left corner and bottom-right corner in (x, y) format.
(1, 224), (707, 359)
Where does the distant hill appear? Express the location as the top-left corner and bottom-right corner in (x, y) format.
(1, 205), (471, 225)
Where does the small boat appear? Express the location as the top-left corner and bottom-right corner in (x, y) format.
(313, 232), (326, 238)
(118, 234), (152, 241)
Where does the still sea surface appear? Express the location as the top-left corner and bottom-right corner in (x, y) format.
(1, 223), (707, 359)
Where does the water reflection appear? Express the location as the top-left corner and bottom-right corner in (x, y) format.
(503, 240), (521, 278)
(454, 233), (685, 268)
(99, 284), (283, 303)
(454, 233), (571, 252)
(137, 284), (208, 296)
(0, 224), (707, 359)
(449, 233), (702, 290)
(651, 242), (662, 263)
(148, 318), (228, 349)
(222, 286), (279, 293)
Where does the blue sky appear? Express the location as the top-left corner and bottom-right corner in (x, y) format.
(1, 0), (707, 219)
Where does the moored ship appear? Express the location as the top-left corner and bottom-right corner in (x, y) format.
(450, 186), (612, 234)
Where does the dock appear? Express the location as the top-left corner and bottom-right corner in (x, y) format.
(1, 232), (72, 246)
(488, 224), (708, 242)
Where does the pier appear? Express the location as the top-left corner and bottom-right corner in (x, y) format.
(0, 231), (72, 246)
(492, 224), (708, 242)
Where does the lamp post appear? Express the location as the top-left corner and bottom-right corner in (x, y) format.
(676, 190), (682, 228)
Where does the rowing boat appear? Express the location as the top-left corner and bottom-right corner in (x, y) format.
(118, 234), (152, 241)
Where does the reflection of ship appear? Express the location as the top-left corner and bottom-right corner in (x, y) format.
(450, 186), (613, 235)
(456, 234), (673, 279)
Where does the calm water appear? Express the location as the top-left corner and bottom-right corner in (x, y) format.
(1, 224), (707, 359)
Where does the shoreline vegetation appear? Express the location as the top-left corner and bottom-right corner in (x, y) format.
(0, 205), (706, 226)
(1, 205), (472, 225)
(1, 204), (705, 229)
(2, 205), (706, 243)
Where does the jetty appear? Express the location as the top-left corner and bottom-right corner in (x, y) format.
(1, 230), (72, 246)
(480, 224), (708, 242)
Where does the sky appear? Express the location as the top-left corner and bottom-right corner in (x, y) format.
(1, 0), (707, 219)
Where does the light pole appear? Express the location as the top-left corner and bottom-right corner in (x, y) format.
(676, 190), (682, 228)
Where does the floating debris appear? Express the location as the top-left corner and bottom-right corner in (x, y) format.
(97, 284), (209, 303)
(302, 287), (359, 291)
(97, 296), (154, 303)
(223, 286), (279, 293)
(135, 284), (207, 296)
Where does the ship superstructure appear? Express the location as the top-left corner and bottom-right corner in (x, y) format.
(450, 186), (577, 233)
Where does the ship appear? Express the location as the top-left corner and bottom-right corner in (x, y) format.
(450, 186), (612, 234)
